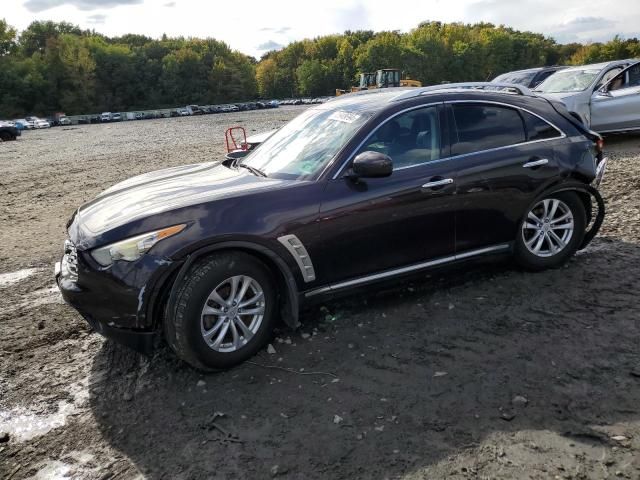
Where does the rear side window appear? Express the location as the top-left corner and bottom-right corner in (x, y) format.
(451, 104), (526, 155)
(522, 111), (562, 141)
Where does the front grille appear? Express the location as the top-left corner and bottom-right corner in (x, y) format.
(63, 239), (79, 280)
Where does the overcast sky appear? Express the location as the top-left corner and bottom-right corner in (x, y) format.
(5, 0), (640, 58)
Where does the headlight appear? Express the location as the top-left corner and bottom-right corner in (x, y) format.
(91, 224), (186, 267)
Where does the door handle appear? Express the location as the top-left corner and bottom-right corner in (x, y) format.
(523, 158), (549, 168)
(422, 178), (454, 188)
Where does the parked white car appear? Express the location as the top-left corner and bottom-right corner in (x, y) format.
(34, 119), (51, 128)
(14, 119), (35, 130)
(101, 112), (112, 122)
(535, 59), (640, 133)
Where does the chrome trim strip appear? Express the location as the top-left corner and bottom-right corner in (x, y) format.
(332, 100), (567, 179)
(305, 244), (510, 297)
(523, 158), (549, 168)
(422, 178), (454, 188)
(277, 234), (316, 283)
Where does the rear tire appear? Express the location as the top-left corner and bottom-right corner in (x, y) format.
(0, 132), (13, 141)
(165, 251), (277, 371)
(514, 192), (586, 271)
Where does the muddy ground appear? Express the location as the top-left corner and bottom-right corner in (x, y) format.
(0, 109), (639, 480)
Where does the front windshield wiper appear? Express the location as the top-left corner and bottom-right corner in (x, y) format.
(237, 162), (268, 177)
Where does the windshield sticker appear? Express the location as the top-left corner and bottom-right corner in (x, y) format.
(328, 111), (361, 124)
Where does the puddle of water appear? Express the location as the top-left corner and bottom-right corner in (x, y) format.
(26, 460), (71, 480)
(0, 377), (89, 442)
(0, 268), (39, 287)
(26, 451), (104, 480)
(0, 401), (76, 442)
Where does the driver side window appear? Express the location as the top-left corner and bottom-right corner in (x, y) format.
(355, 106), (441, 170)
(599, 67), (623, 89)
(609, 64), (640, 91)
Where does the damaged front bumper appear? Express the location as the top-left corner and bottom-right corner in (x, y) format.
(55, 240), (180, 353)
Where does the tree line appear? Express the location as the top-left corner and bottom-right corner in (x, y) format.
(1, 18), (639, 117)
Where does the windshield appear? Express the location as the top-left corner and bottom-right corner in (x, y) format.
(493, 71), (537, 86)
(535, 68), (600, 93)
(241, 107), (370, 180)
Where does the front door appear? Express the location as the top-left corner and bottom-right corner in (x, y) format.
(314, 104), (457, 285)
(591, 63), (640, 132)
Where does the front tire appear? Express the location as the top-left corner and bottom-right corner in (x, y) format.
(514, 192), (586, 271)
(165, 252), (277, 371)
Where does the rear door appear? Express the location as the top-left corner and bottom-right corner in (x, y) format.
(447, 102), (565, 252)
(591, 63), (640, 132)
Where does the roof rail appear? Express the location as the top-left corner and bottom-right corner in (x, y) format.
(392, 82), (535, 102)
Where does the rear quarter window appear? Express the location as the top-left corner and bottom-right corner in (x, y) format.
(451, 104), (526, 156)
(522, 111), (563, 141)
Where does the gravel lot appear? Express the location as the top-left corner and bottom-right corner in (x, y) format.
(1, 108), (639, 480)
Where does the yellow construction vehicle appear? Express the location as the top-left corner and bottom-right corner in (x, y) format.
(336, 68), (422, 96)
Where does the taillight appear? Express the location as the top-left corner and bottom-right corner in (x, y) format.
(594, 136), (604, 162)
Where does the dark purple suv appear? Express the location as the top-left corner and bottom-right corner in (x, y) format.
(56, 83), (607, 370)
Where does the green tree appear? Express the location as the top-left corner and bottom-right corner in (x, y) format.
(296, 59), (328, 96)
(19, 20), (83, 56)
(0, 18), (17, 56)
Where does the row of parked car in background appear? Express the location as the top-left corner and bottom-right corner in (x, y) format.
(0, 114), (72, 140)
(78, 98), (329, 125)
(1, 98), (331, 136)
(492, 58), (640, 133)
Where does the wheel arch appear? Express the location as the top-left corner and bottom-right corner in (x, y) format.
(158, 241), (300, 333)
(532, 183), (605, 250)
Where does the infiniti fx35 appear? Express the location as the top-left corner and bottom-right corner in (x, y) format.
(56, 85), (607, 370)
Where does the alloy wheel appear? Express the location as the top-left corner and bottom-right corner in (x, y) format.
(522, 198), (574, 258)
(200, 275), (265, 353)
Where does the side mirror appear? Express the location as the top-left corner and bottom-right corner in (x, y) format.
(348, 151), (393, 179)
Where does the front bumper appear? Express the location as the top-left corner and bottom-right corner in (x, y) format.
(55, 241), (178, 354)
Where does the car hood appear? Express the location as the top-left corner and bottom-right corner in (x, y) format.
(536, 91), (584, 110)
(78, 162), (286, 235)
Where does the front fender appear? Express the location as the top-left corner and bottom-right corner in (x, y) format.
(165, 240), (300, 329)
